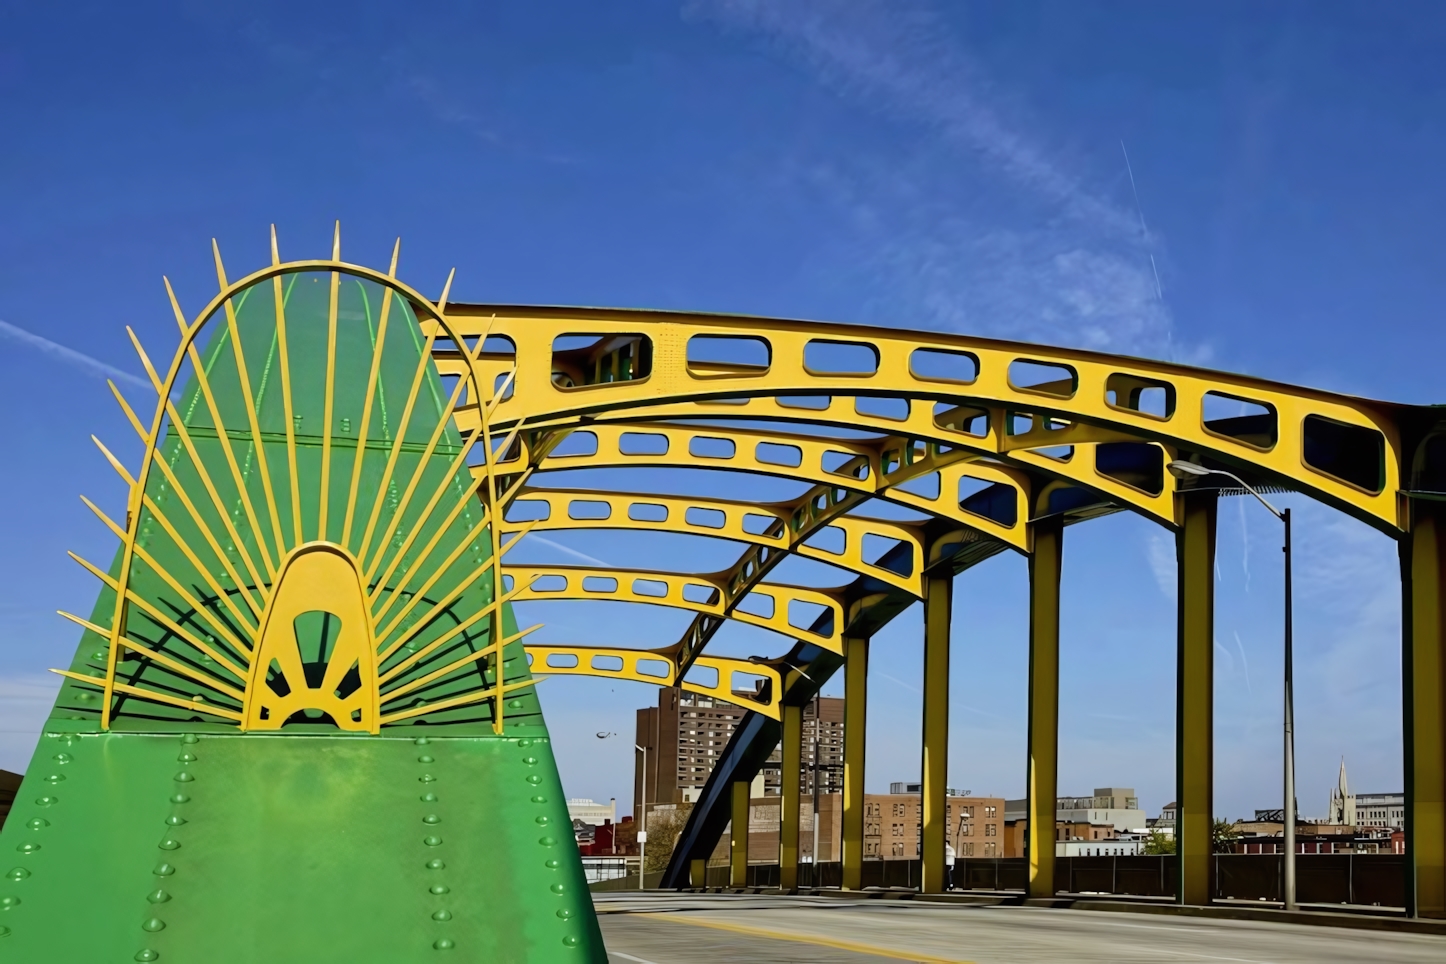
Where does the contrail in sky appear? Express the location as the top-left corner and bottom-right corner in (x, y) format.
(524, 534), (613, 568)
(0, 319), (151, 390)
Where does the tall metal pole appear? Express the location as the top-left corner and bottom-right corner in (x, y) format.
(1283, 508), (1297, 910)
(636, 743), (647, 891)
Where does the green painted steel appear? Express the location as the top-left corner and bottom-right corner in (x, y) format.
(0, 269), (606, 960)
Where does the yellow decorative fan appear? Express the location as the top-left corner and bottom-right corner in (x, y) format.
(55, 226), (539, 734)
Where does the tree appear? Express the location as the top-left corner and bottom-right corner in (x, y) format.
(1212, 818), (1242, 854)
(1143, 829), (1175, 855)
(642, 803), (694, 873)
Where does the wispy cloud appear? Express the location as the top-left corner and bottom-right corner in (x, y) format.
(1145, 531), (1176, 600)
(0, 319), (150, 390)
(691, 0), (1185, 359)
(523, 534), (614, 568)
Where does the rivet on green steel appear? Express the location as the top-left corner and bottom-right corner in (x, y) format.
(415, 737), (430, 746)
(0, 926), (10, 937)
(525, 775), (542, 785)
(562, 936), (581, 947)
(142, 918), (166, 933)
(16, 844), (39, 855)
(169, 794), (190, 804)
(419, 774), (436, 783)
(517, 740), (531, 748)
(429, 885), (450, 895)
(421, 793), (439, 803)
(433, 938), (455, 950)
(44, 774), (64, 784)
(549, 883), (565, 895)
(52, 753), (72, 764)
(177, 752), (197, 763)
(147, 890), (171, 904)
(523, 756), (539, 766)
(157, 839), (180, 851)
(26, 818), (48, 830)
(507, 700), (523, 709)
(165, 816), (187, 827)
(556, 908), (573, 920)
(531, 795), (548, 804)
(5, 869), (29, 881)
(181, 734), (199, 745)
(544, 859), (560, 869)
(173, 772), (194, 783)
(431, 909), (452, 922)
(153, 863), (175, 876)
(418, 755), (435, 764)
(538, 836), (556, 847)
(535, 816), (549, 826)
(426, 859), (445, 870)
(134, 951), (159, 962)
(90, 650), (106, 661)
(423, 814), (441, 825)
(0, 896), (20, 909)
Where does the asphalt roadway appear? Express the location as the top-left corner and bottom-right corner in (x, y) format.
(594, 893), (1446, 963)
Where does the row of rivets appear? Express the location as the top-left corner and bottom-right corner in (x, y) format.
(417, 737), (455, 951)
(134, 734), (198, 961)
(520, 738), (580, 948)
(0, 733), (79, 938)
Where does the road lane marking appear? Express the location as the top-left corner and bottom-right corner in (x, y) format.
(639, 913), (974, 963)
(610, 953), (663, 964)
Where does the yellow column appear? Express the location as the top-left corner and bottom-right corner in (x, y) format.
(841, 635), (870, 890)
(1026, 518), (1063, 898)
(921, 574), (953, 894)
(730, 780), (750, 888)
(689, 858), (706, 889)
(779, 703), (803, 890)
(1176, 492), (1217, 905)
(1405, 501), (1446, 918)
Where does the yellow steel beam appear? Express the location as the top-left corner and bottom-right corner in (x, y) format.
(730, 780), (750, 888)
(504, 487), (926, 596)
(523, 644), (783, 720)
(920, 575), (952, 894)
(840, 635), (869, 890)
(505, 564), (847, 655)
(1176, 492), (1218, 906)
(779, 703), (803, 891)
(440, 307), (1405, 533)
(1026, 518), (1063, 899)
(1405, 500), (1446, 919)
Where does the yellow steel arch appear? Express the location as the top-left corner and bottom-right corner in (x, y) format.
(437, 307), (1405, 533)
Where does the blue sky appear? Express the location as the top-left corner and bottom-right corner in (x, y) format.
(1, 1), (1441, 821)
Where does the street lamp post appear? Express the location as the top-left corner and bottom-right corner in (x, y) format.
(636, 743), (647, 890)
(1169, 460), (1296, 910)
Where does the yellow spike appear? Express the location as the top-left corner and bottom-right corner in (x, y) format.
(162, 276), (188, 333)
(212, 237), (229, 290)
(107, 381), (150, 444)
(437, 268), (456, 312)
(125, 327), (164, 394)
(378, 677), (540, 726)
(380, 624), (542, 702)
(388, 238), (401, 277)
(332, 221), (341, 261)
(68, 551), (118, 590)
(91, 436), (136, 488)
(58, 610), (111, 639)
(80, 495), (127, 540)
(271, 224), (281, 266)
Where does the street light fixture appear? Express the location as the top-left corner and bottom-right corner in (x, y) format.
(1169, 460), (1297, 910)
(597, 731), (647, 891)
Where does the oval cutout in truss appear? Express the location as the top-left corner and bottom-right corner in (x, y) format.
(619, 432), (669, 456)
(895, 472), (941, 500)
(686, 334), (771, 377)
(582, 576), (618, 594)
(1202, 391), (1278, 450)
(545, 652), (580, 669)
(804, 526), (845, 556)
(1106, 373), (1175, 420)
(550, 431), (599, 458)
(505, 500), (551, 523)
(637, 659), (670, 679)
(684, 664), (720, 690)
(632, 578), (668, 598)
(935, 403), (989, 438)
(778, 395), (832, 411)
(805, 339), (880, 376)
(822, 450), (869, 480)
(855, 396), (910, 421)
(683, 583), (720, 606)
(788, 599), (833, 637)
(743, 513), (785, 538)
(530, 575), (567, 593)
(1009, 359), (1078, 398)
(1303, 414), (1385, 494)
(590, 654), (625, 672)
(628, 502), (668, 523)
(736, 592), (776, 619)
(689, 436), (736, 460)
(551, 333), (653, 389)
(911, 347), (980, 384)
(1095, 442), (1164, 496)
(685, 507), (727, 529)
(568, 500), (612, 521)
(959, 479), (1018, 527)
(731, 671), (770, 701)
(756, 442), (803, 468)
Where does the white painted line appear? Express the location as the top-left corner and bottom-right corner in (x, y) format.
(611, 953), (663, 964)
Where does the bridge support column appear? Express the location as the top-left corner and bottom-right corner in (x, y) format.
(689, 858), (705, 888)
(1176, 491), (1218, 906)
(1404, 500), (1446, 919)
(1026, 518), (1063, 899)
(730, 780), (750, 888)
(779, 702), (803, 891)
(841, 635), (870, 890)
(921, 574), (953, 894)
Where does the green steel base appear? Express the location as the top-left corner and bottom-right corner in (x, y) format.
(0, 728), (605, 962)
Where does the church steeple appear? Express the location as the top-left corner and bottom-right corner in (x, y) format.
(1329, 757), (1355, 826)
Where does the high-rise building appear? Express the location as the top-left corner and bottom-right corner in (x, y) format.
(634, 689), (844, 821)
